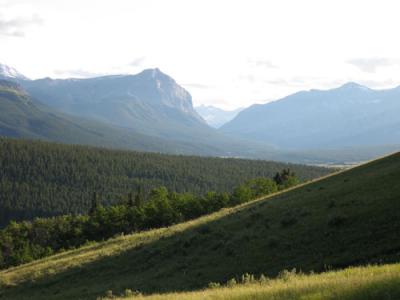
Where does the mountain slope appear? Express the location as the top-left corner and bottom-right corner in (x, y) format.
(1, 79), (280, 159)
(12, 68), (280, 158)
(20, 69), (210, 140)
(1, 152), (399, 300)
(0, 79), (221, 154)
(221, 82), (400, 150)
(195, 105), (243, 128)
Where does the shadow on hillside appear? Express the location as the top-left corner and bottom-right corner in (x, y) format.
(1, 198), (298, 300)
(2, 158), (400, 300)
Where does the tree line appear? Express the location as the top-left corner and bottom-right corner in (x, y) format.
(0, 170), (298, 270)
(0, 137), (330, 226)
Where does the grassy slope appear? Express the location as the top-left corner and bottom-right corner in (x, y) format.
(1, 153), (400, 300)
(109, 263), (400, 300)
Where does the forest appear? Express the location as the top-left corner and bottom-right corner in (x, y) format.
(0, 172), (298, 270)
(0, 137), (331, 226)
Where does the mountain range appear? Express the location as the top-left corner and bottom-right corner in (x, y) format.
(222, 82), (400, 151)
(195, 105), (243, 128)
(1, 62), (399, 163)
(0, 64), (272, 158)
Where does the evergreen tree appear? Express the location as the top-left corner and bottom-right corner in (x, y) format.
(134, 186), (144, 208)
(128, 192), (134, 207)
(89, 192), (100, 215)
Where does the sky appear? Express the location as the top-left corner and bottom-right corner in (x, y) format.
(1, 0), (400, 110)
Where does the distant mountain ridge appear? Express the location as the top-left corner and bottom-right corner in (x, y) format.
(1, 62), (399, 163)
(195, 105), (243, 128)
(221, 82), (400, 150)
(0, 67), (276, 159)
(19, 68), (211, 141)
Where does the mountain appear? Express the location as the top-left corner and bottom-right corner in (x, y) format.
(0, 71), (281, 159)
(221, 82), (400, 150)
(20, 68), (210, 140)
(1, 152), (399, 299)
(0, 79), (235, 155)
(0, 63), (28, 80)
(14, 68), (278, 157)
(195, 105), (243, 128)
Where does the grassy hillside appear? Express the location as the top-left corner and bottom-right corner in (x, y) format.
(107, 263), (400, 300)
(0, 153), (399, 300)
(0, 137), (329, 226)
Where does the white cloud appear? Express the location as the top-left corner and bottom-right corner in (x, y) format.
(0, 14), (42, 37)
(347, 58), (398, 73)
(1, 0), (400, 109)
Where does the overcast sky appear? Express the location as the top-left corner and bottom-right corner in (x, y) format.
(1, 0), (400, 109)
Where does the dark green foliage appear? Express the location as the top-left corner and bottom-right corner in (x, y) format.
(89, 192), (100, 215)
(0, 137), (329, 227)
(0, 174), (291, 270)
(274, 168), (300, 189)
(1, 153), (400, 300)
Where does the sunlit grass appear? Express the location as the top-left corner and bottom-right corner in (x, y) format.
(108, 263), (400, 300)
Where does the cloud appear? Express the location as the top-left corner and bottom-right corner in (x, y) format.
(347, 57), (398, 73)
(264, 76), (311, 87)
(182, 83), (214, 89)
(129, 57), (146, 67)
(248, 59), (278, 69)
(356, 79), (400, 89)
(238, 74), (256, 83)
(0, 14), (43, 37)
(54, 69), (107, 78)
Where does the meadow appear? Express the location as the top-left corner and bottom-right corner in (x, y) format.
(106, 263), (400, 300)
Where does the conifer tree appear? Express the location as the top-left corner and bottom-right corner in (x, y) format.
(89, 191), (99, 215)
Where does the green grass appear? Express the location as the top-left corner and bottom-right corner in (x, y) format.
(0, 153), (399, 300)
(106, 263), (400, 300)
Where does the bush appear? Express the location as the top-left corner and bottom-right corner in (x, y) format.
(278, 268), (297, 281)
(226, 278), (237, 287)
(241, 273), (256, 284)
(124, 289), (141, 297)
(259, 274), (270, 284)
(208, 282), (221, 289)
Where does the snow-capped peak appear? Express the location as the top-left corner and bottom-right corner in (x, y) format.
(0, 63), (28, 80)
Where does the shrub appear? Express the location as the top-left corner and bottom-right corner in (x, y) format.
(241, 273), (255, 284)
(124, 289), (141, 297)
(259, 274), (270, 284)
(278, 268), (297, 281)
(105, 290), (113, 298)
(208, 282), (221, 289)
(226, 278), (237, 287)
